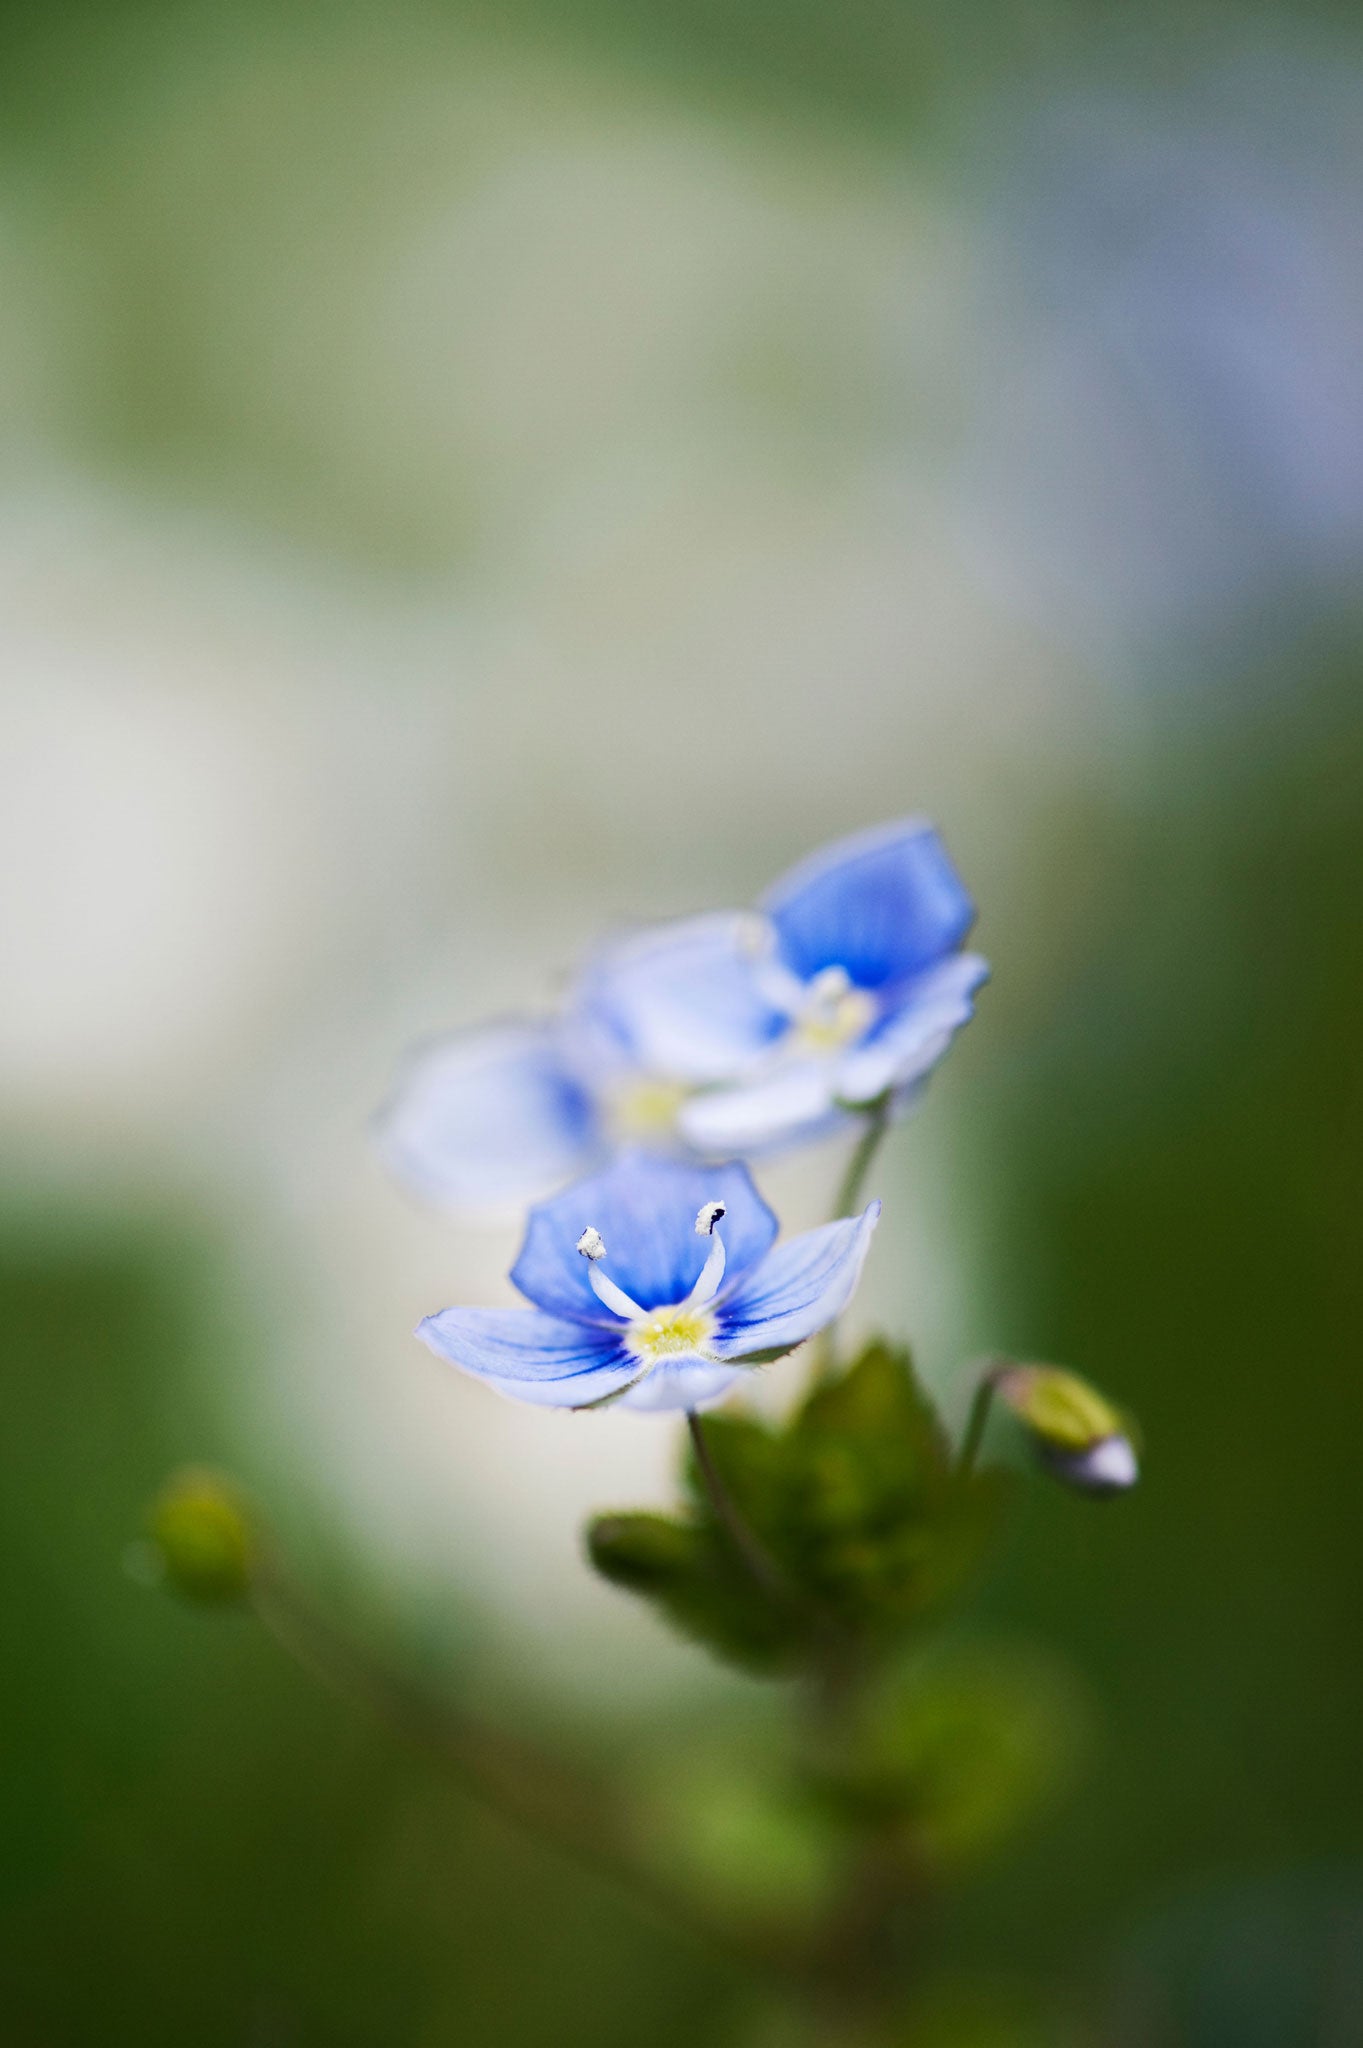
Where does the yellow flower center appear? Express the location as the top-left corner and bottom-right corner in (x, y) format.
(608, 1076), (689, 1141)
(793, 971), (877, 1054)
(624, 1301), (716, 1363)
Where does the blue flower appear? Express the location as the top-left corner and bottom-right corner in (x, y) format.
(377, 1019), (603, 1214)
(417, 1152), (880, 1413)
(584, 819), (988, 1154)
(378, 818), (986, 1210)
(375, 993), (716, 1214)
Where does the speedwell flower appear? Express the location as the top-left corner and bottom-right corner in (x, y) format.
(375, 996), (717, 1214)
(579, 818), (989, 1155)
(378, 1019), (602, 1214)
(417, 1152), (880, 1412)
(378, 818), (985, 1209)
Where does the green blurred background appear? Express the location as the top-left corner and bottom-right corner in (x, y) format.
(3, 2), (1362, 2042)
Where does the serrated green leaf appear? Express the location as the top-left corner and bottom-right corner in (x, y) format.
(797, 1340), (948, 1471)
(586, 1340), (1014, 1672)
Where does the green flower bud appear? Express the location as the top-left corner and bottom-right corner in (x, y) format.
(995, 1366), (1139, 1496)
(148, 1468), (257, 1602)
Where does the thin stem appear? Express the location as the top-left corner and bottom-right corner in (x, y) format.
(251, 1556), (791, 1974)
(810, 1094), (894, 1386)
(685, 1409), (802, 1611)
(831, 1091), (893, 1222)
(955, 1364), (1003, 1479)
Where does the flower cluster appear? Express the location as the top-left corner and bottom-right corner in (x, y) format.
(380, 818), (988, 1207)
(382, 820), (986, 1414)
(147, 821), (1139, 2048)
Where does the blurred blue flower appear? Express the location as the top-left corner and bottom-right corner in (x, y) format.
(376, 998), (711, 1215)
(377, 1019), (604, 1214)
(379, 819), (984, 1209)
(585, 819), (988, 1154)
(417, 1152), (880, 1412)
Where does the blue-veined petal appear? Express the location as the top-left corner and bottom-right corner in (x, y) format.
(510, 1151), (778, 1324)
(834, 952), (989, 1105)
(574, 912), (787, 1083)
(677, 1062), (846, 1156)
(377, 1020), (600, 1214)
(762, 819), (975, 991)
(617, 1360), (746, 1412)
(416, 1305), (640, 1407)
(711, 1202), (881, 1360)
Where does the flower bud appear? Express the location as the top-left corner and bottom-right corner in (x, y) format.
(995, 1366), (1139, 1496)
(148, 1468), (257, 1602)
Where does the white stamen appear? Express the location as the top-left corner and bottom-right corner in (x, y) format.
(688, 1231), (727, 1305)
(576, 1226), (606, 1261)
(587, 1263), (647, 1322)
(809, 964), (852, 1003)
(694, 1200), (726, 1236)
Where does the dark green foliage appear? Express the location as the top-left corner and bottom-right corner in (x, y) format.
(586, 1341), (1011, 1676)
(814, 1650), (1086, 1873)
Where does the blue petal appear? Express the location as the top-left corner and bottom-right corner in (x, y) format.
(377, 1020), (600, 1213)
(762, 819), (975, 991)
(678, 1061), (846, 1156)
(712, 1202), (881, 1360)
(573, 913), (786, 1083)
(617, 1360), (746, 1412)
(510, 1151), (778, 1325)
(834, 952), (989, 1105)
(416, 1306), (638, 1407)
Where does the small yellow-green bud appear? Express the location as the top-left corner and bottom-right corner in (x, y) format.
(996, 1366), (1138, 1496)
(148, 1468), (257, 1602)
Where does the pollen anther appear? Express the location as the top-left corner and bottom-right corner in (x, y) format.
(576, 1226), (607, 1261)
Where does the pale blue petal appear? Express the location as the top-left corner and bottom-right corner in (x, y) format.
(677, 1062), (846, 1156)
(617, 1360), (747, 1412)
(574, 913), (786, 1083)
(510, 1151), (778, 1325)
(712, 1203), (881, 1360)
(378, 1021), (600, 1213)
(762, 819), (974, 991)
(834, 952), (989, 1105)
(416, 1306), (639, 1408)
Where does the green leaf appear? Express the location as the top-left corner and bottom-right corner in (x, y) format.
(585, 1510), (808, 1673)
(797, 1337), (946, 1456)
(586, 1341), (1014, 1673)
(782, 1343), (1011, 1639)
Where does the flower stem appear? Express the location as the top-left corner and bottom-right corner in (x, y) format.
(831, 1091), (893, 1222)
(685, 1409), (801, 1610)
(955, 1363), (1004, 1479)
(809, 1094), (894, 1386)
(251, 1554), (791, 1973)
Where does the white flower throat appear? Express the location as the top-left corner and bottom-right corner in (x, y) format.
(741, 920), (878, 1059)
(605, 1074), (688, 1142)
(792, 964), (877, 1054)
(575, 1202), (727, 1366)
